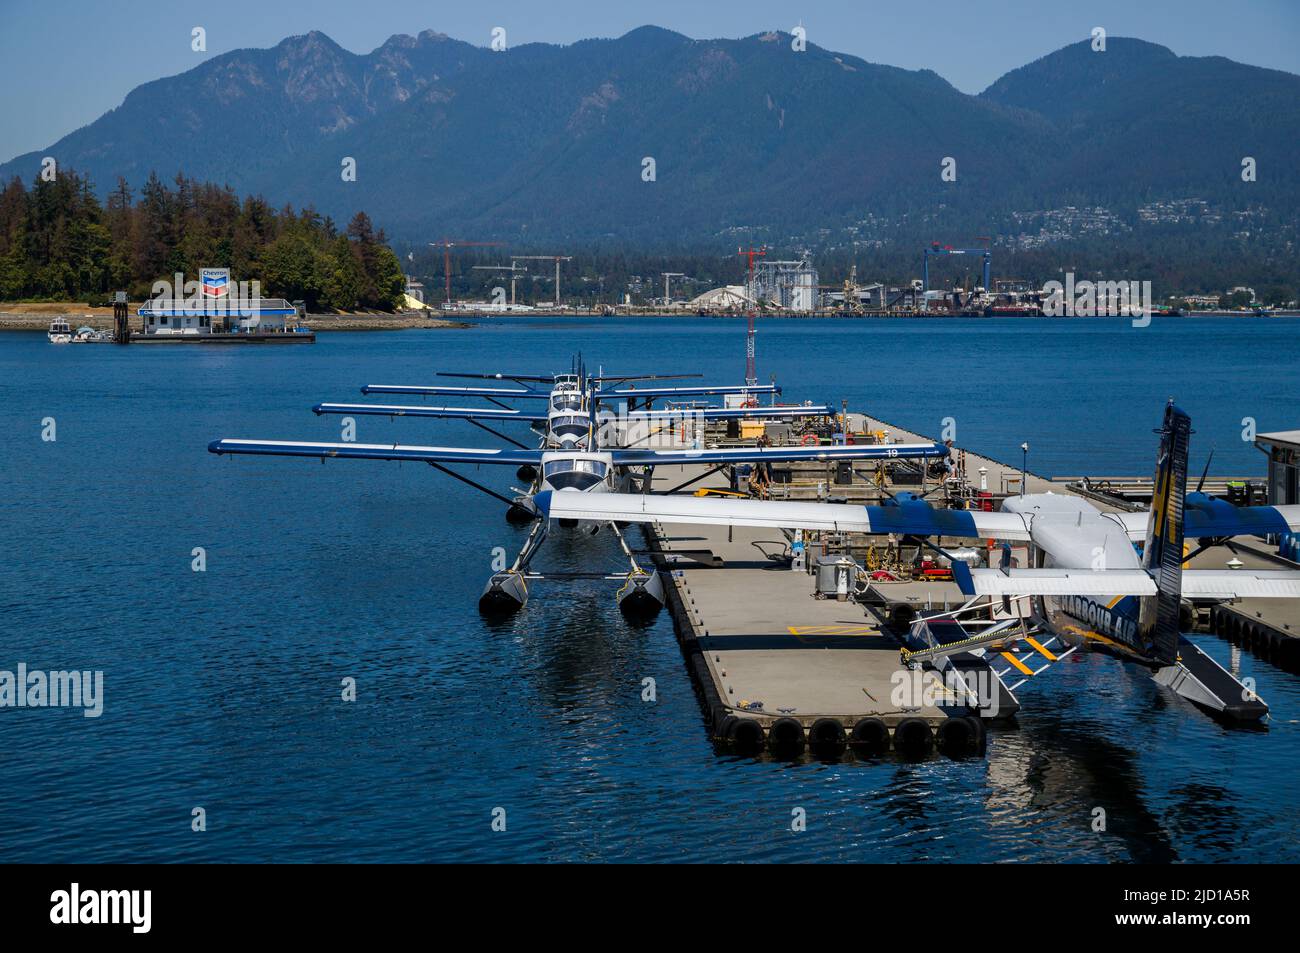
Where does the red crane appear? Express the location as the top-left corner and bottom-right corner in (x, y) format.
(430, 240), (505, 307)
(738, 245), (766, 387)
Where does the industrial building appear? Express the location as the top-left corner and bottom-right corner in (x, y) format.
(748, 257), (818, 313)
(686, 285), (755, 311)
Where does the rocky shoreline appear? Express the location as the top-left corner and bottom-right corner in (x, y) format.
(0, 306), (472, 331)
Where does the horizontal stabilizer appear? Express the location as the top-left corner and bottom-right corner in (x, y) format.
(1181, 570), (1300, 600)
(962, 568), (1158, 597)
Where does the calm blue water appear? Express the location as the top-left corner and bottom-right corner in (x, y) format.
(2, 316), (1299, 863)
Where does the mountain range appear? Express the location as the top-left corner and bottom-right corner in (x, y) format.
(3, 27), (1297, 249)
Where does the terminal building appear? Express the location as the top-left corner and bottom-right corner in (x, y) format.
(138, 297), (299, 335)
(1258, 430), (1300, 508)
(134, 268), (311, 343)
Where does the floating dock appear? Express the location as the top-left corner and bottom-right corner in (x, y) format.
(641, 412), (1300, 758)
(644, 457), (1017, 760)
(1189, 542), (1300, 672)
(128, 330), (314, 344)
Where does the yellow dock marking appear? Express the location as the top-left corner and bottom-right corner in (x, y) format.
(1001, 652), (1034, 675)
(1024, 637), (1058, 661)
(787, 625), (876, 636)
(786, 624), (878, 645)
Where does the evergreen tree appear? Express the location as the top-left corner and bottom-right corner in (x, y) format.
(0, 167), (410, 310)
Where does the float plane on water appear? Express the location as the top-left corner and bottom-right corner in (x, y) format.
(538, 402), (1300, 724)
(209, 361), (946, 619)
(313, 368), (832, 453)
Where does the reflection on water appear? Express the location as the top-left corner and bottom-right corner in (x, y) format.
(1, 320), (1299, 862)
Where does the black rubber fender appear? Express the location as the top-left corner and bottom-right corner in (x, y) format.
(1277, 637), (1300, 672)
(849, 717), (890, 756)
(715, 714), (737, 741)
(807, 718), (847, 757)
(767, 717), (806, 756)
(727, 717), (765, 754)
(893, 717), (934, 754)
(936, 716), (976, 754)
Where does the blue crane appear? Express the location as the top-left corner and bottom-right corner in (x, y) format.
(922, 242), (991, 295)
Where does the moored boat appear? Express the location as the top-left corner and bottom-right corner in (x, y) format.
(47, 317), (72, 343)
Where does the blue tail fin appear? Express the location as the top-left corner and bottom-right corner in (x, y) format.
(1138, 401), (1191, 665)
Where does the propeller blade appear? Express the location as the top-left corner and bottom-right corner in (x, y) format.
(1196, 449), (1215, 494)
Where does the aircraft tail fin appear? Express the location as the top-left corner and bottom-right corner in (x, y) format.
(1138, 401), (1191, 665)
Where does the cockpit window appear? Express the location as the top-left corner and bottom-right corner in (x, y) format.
(552, 415), (589, 429)
(544, 459), (608, 478)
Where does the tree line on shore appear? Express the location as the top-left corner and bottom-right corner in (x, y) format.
(2, 166), (1291, 312)
(0, 169), (406, 310)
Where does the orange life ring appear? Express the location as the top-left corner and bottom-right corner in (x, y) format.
(801, 433), (818, 446)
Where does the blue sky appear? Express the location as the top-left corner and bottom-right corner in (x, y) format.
(2, 0), (1297, 161)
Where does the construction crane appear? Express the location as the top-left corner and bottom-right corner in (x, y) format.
(510, 255), (573, 307)
(430, 240), (505, 307)
(843, 263), (863, 314)
(660, 272), (685, 307)
(471, 263), (527, 307)
(737, 245), (766, 387)
(922, 241), (991, 295)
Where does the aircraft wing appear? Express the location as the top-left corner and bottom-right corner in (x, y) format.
(208, 439), (543, 466)
(1180, 570), (1300, 599)
(609, 442), (946, 466)
(1113, 503), (1300, 541)
(436, 372), (558, 383)
(313, 403), (548, 423)
(598, 384), (780, 400)
(622, 405), (830, 421)
(360, 384), (548, 399)
(533, 491), (1032, 539)
(593, 374), (704, 384)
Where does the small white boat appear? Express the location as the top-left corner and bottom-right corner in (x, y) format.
(72, 325), (112, 343)
(47, 317), (72, 344)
